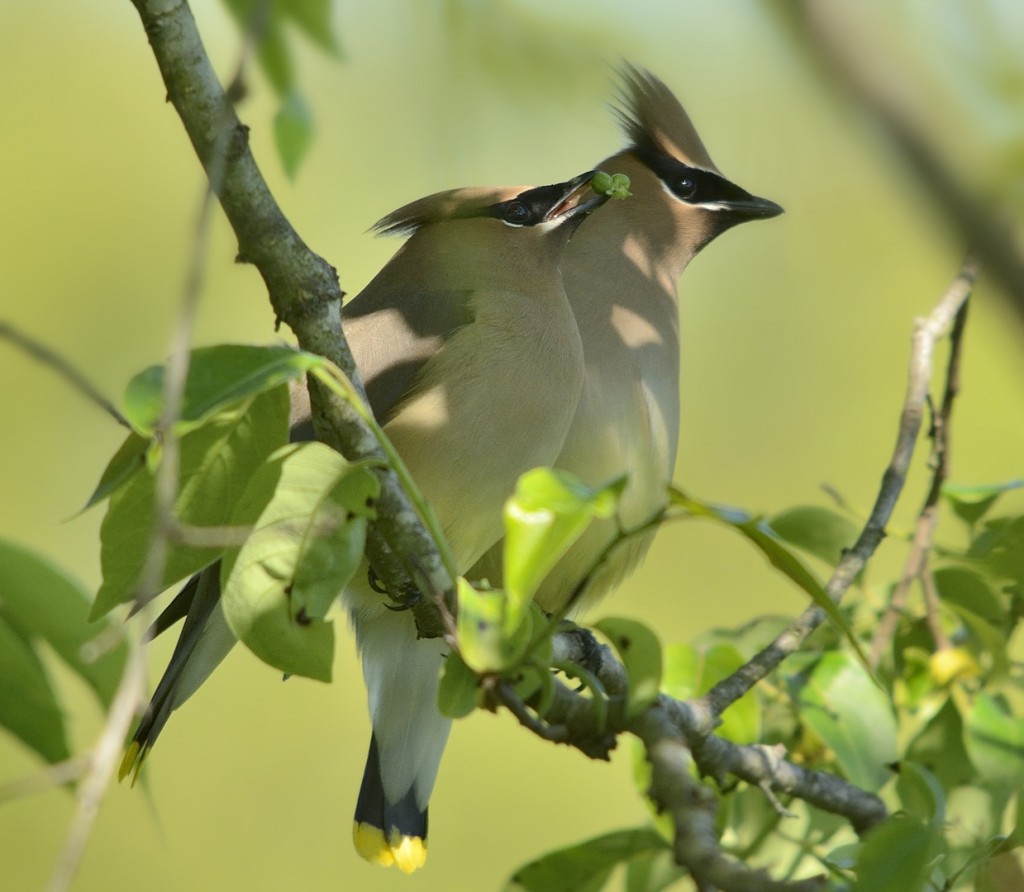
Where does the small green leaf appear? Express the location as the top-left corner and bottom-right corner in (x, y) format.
(457, 580), (534, 673)
(852, 814), (939, 892)
(504, 469), (623, 625)
(82, 432), (149, 510)
(437, 650), (478, 719)
(0, 541), (127, 710)
(122, 365), (164, 435)
(968, 516), (1024, 592)
(942, 480), (1023, 527)
(624, 849), (685, 892)
(594, 617), (662, 719)
(895, 761), (946, 828)
(0, 615), (69, 764)
(944, 601), (1010, 681)
(905, 698), (975, 790)
(933, 566), (1007, 628)
(221, 442), (376, 681)
(768, 505), (859, 568)
(792, 651), (897, 791)
(280, 0), (342, 56)
(506, 827), (669, 892)
(290, 465), (378, 621)
(964, 693), (1024, 787)
(274, 90), (313, 178)
(121, 345), (319, 436)
(669, 489), (868, 666)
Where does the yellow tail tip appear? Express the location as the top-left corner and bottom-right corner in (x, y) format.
(352, 821), (427, 873)
(118, 741), (145, 786)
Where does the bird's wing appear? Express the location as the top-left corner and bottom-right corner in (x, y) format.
(341, 286), (475, 423)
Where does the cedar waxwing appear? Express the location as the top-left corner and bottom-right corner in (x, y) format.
(469, 66), (783, 613)
(121, 172), (613, 873)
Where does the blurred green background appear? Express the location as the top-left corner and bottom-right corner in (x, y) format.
(1, 1), (1022, 889)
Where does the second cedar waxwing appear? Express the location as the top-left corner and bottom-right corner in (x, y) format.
(470, 66), (784, 614)
(121, 172), (613, 873)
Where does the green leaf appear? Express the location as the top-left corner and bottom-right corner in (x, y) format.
(122, 345), (319, 436)
(964, 693), (1024, 787)
(290, 465), (378, 622)
(503, 469), (623, 625)
(933, 566), (1007, 628)
(662, 642), (760, 744)
(768, 505), (860, 568)
(281, 0), (342, 56)
(594, 617), (662, 719)
(0, 541), (127, 710)
(82, 431), (149, 510)
(221, 0), (341, 97)
(437, 650), (479, 719)
(92, 384), (290, 619)
(506, 827), (669, 892)
(669, 489), (868, 665)
(457, 580), (534, 673)
(942, 480), (1023, 527)
(969, 516), (1024, 593)
(905, 698), (975, 790)
(274, 90), (313, 178)
(221, 442), (377, 682)
(0, 615), (69, 764)
(895, 761), (945, 828)
(944, 601), (1010, 681)
(852, 814), (939, 892)
(624, 849), (685, 892)
(792, 651), (897, 791)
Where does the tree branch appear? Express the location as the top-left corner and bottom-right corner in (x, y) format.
(0, 322), (130, 430)
(540, 631), (877, 888)
(129, 0), (454, 635)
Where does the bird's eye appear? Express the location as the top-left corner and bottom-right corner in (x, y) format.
(673, 177), (698, 201)
(502, 201), (532, 226)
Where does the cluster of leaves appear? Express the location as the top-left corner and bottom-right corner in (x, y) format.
(88, 345), (383, 683)
(505, 489), (1024, 891)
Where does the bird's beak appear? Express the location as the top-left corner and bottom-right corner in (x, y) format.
(716, 193), (784, 220)
(543, 171), (611, 229)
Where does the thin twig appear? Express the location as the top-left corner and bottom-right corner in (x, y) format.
(0, 756), (90, 803)
(703, 260), (978, 714)
(0, 322), (130, 430)
(495, 683), (571, 744)
(870, 287), (970, 667)
(46, 12), (265, 891)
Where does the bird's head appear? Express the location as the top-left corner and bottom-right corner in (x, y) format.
(606, 64), (783, 257)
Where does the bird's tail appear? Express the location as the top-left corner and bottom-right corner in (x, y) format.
(120, 563), (237, 782)
(350, 608), (451, 873)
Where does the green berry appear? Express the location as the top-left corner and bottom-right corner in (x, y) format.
(591, 171), (613, 195)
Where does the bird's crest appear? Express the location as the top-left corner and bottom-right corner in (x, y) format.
(613, 63), (718, 171)
(372, 185), (527, 237)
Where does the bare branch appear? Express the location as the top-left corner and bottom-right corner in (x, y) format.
(871, 293), (968, 665)
(0, 322), (130, 430)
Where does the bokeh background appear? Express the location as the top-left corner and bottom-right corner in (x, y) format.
(2, 1), (1022, 890)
